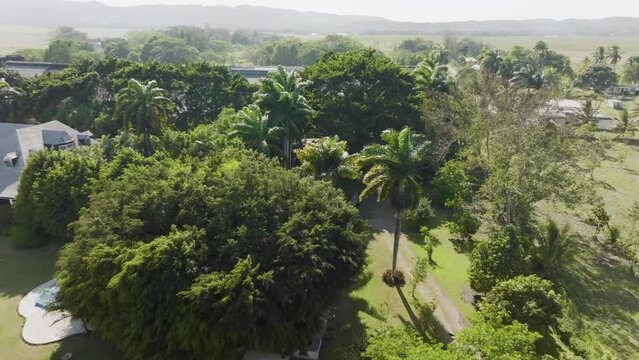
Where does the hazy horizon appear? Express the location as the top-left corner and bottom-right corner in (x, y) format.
(69, 0), (639, 22)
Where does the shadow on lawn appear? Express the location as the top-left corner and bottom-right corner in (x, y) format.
(556, 239), (639, 356)
(48, 334), (121, 360)
(396, 287), (452, 344)
(0, 237), (59, 298)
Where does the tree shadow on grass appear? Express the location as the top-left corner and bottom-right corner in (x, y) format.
(48, 334), (121, 360)
(395, 287), (452, 344)
(449, 237), (475, 254)
(556, 239), (639, 356)
(0, 237), (59, 298)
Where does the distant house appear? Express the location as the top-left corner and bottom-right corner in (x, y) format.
(606, 85), (639, 97)
(4, 61), (69, 78)
(544, 99), (583, 126)
(607, 99), (624, 110)
(0, 121), (94, 204)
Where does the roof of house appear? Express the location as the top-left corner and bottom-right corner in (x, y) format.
(0, 121), (89, 200)
(4, 61), (69, 78)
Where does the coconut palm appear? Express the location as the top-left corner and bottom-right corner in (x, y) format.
(414, 59), (455, 93)
(614, 109), (639, 141)
(593, 46), (607, 65)
(357, 128), (430, 279)
(511, 65), (545, 90)
(115, 79), (174, 156)
(533, 41), (550, 64)
(230, 105), (281, 156)
(0, 78), (21, 120)
(536, 220), (576, 274)
(255, 66), (314, 169)
(294, 136), (356, 183)
(607, 45), (622, 71)
(577, 99), (600, 125)
(480, 49), (503, 75)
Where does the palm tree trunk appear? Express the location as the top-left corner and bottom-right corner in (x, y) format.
(144, 132), (151, 157)
(392, 211), (401, 273)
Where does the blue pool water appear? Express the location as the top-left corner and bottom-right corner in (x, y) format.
(35, 282), (59, 309)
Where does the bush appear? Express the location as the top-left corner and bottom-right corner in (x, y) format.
(403, 197), (434, 231)
(382, 269), (406, 287)
(480, 275), (562, 332)
(432, 160), (471, 209)
(447, 210), (480, 241)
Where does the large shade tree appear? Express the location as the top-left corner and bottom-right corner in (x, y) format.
(255, 66), (314, 169)
(56, 150), (369, 360)
(114, 78), (174, 156)
(357, 128), (429, 280)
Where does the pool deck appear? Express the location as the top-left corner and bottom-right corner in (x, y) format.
(18, 280), (87, 345)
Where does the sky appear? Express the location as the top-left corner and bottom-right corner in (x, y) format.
(73, 0), (639, 22)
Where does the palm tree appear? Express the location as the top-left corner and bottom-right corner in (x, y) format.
(613, 109), (639, 141)
(294, 136), (356, 183)
(0, 78), (21, 120)
(255, 66), (314, 169)
(607, 45), (622, 71)
(510, 65), (545, 90)
(479, 49), (503, 75)
(593, 46), (607, 65)
(230, 105), (281, 156)
(631, 101), (639, 118)
(413, 59), (455, 93)
(577, 99), (600, 125)
(533, 41), (549, 64)
(536, 220), (575, 275)
(358, 128), (429, 279)
(115, 79), (174, 156)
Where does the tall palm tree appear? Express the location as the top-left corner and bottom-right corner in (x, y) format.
(533, 41), (550, 64)
(230, 105), (281, 156)
(255, 66), (314, 169)
(0, 78), (21, 120)
(536, 220), (575, 275)
(115, 79), (174, 156)
(358, 128), (429, 278)
(607, 45), (622, 71)
(614, 109), (639, 141)
(593, 46), (607, 65)
(413, 59), (455, 93)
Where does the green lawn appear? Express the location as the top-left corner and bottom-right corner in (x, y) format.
(0, 237), (119, 360)
(538, 133), (639, 358)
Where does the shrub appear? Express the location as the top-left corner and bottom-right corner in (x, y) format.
(403, 197), (434, 231)
(432, 160), (471, 209)
(382, 269), (406, 287)
(447, 210), (480, 241)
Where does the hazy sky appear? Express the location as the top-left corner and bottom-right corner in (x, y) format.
(75, 0), (639, 22)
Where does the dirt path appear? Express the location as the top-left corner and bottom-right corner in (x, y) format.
(361, 199), (469, 335)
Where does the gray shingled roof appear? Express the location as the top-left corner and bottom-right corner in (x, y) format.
(0, 121), (89, 200)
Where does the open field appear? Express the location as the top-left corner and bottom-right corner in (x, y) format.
(0, 237), (120, 360)
(538, 133), (639, 358)
(0, 24), (131, 54)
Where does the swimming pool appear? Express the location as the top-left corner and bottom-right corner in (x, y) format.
(35, 281), (59, 309)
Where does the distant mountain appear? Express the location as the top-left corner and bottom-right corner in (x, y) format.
(2, 0), (639, 36)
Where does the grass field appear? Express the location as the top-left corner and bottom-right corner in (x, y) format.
(0, 237), (120, 360)
(538, 133), (639, 358)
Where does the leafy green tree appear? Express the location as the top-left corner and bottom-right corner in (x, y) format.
(468, 228), (530, 293)
(254, 38), (303, 66)
(115, 78), (174, 156)
(104, 38), (132, 59)
(622, 60), (639, 84)
(613, 109), (638, 141)
(43, 39), (80, 63)
(358, 128), (429, 278)
(432, 160), (471, 209)
(56, 150), (369, 360)
(535, 220), (576, 275)
(363, 327), (453, 360)
(298, 35), (363, 65)
(229, 105), (281, 156)
(607, 45), (622, 70)
(575, 65), (618, 93)
(139, 36), (199, 63)
(302, 49), (420, 150)
(255, 66), (314, 169)
(294, 136), (355, 183)
(13, 148), (103, 247)
(480, 275), (562, 332)
(51, 26), (89, 43)
(0, 78), (21, 121)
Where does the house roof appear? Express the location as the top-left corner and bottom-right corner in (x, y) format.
(0, 121), (89, 200)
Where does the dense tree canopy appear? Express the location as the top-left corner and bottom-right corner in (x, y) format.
(56, 149), (369, 359)
(302, 49), (421, 150)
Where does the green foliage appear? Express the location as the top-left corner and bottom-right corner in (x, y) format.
(403, 197), (434, 231)
(139, 36), (199, 63)
(447, 210), (480, 242)
(302, 49), (421, 150)
(468, 228), (530, 293)
(480, 275), (562, 331)
(56, 150), (369, 359)
(574, 65), (619, 93)
(363, 327), (452, 360)
(13, 148), (103, 247)
(230, 104), (281, 156)
(294, 136), (353, 183)
(432, 160), (471, 209)
(534, 220), (576, 275)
